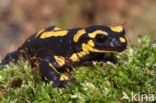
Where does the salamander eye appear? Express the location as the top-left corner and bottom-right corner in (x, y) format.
(95, 34), (107, 43)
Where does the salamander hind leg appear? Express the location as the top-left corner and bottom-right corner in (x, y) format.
(39, 57), (70, 88)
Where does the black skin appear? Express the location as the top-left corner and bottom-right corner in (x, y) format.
(0, 25), (127, 88)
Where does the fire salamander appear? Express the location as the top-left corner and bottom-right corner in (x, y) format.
(0, 25), (127, 88)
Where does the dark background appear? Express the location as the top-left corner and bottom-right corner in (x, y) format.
(0, 0), (156, 57)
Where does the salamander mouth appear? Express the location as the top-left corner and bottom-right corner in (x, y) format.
(95, 46), (126, 52)
(87, 46), (120, 53)
(85, 40), (127, 53)
(91, 41), (127, 53)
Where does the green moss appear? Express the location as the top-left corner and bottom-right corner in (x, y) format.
(0, 34), (155, 102)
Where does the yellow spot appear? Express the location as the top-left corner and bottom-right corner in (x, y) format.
(54, 56), (65, 66)
(40, 30), (68, 39)
(87, 40), (95, 47)
(49, 63), (59, 73)
(119, 37), (126, 43)
(110, 26), (123, 32)
(73, 29), (86, 42)
(88, 30), (108, 38)
(54, 27), (62, 31)
(60, 74), (68, 80)
(0, 60), (2, 64)
(77, 52), (86, 57)
(70, 53), (79, 62)
(35, 29), (45, 38)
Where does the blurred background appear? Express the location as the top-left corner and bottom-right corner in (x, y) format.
(0, 0), (156, 57)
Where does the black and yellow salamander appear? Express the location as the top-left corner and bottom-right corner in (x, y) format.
(0, 25), (127, 88)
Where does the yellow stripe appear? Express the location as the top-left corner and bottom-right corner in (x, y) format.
(88, 46), (119, 53)
(40, 30), (68, 39)
(49, 63), (59, 73)
(35, 29), (45, 38)
(54, 56), (65, 67)
(88, 30), (108, 38)
(110, 26), (123, 32)
(0, 60), (2, 64)
(73, 29), (86, 42)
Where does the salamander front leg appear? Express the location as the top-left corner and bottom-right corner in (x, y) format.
(39, 57), (70, 88)
(98, 53), (116, 63)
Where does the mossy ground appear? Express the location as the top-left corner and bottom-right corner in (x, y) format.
(0, 35), (155, 103)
